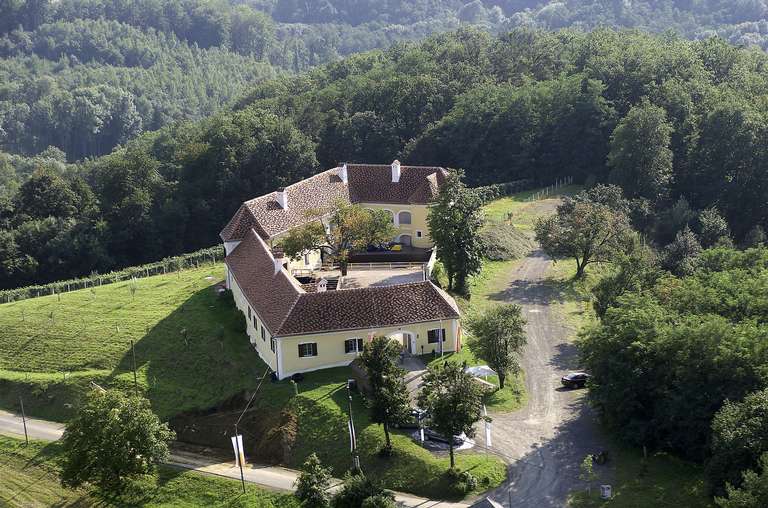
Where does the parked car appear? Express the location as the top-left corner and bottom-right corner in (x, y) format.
(561, 372), (590, 388)
(424, 429), (463, 446)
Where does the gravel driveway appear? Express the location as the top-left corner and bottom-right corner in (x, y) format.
(474, 250), (610, 507)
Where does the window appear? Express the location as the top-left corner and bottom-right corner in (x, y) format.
(261, 325), (265, 341)
(345, 338), (364, 354)
(416, 231), (423, 238)
(247, 307), (251, 319)
(298, 342), (318, 358)
(398, 211), (412, 225)
(271, 338), (276, 352)
(252, 316), (257, 329)
(427, 329), (446, 343)
(304, 253), (310, 266)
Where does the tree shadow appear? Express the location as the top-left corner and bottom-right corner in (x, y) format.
(480, 397), (612, 507)
(108, 285), (270, 421)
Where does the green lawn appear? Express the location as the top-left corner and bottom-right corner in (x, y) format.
(0, 435), (299, 508)
(483, 184), (581, 231)
(568, 446), (713, 508)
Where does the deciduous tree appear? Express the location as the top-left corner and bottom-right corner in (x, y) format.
(417, 361), (486, 469)
(427, 170), (484, 294)
(60, 390), (174, 491)
(280, 202), (396, 276)
(359, 337), (411, 453)
(534, 194), (633, 278)
(467, 304), (527, 389)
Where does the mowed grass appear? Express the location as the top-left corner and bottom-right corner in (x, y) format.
(0, 435), (299, 508)
(568, 445), (713, 508)
(0, 264), (269, 421)
(483, 184), (581, 231)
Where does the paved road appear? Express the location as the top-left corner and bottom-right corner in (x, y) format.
(0, 409), (469, 508)
(476, 250), (608, 507)
(0, 409), (64, 441)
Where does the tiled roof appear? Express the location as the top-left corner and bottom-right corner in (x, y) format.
(277, 281), (460, 336)
(346, 164), (447, 204)
(225, 229), (303, 334)
(220, 163), (448, 242)
(226, 228), (460, 337)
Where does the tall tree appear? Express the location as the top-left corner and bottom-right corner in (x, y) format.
(60, 390), (175, 491)
(467, 304), (527, 389)
(608, 102), (674, 203)
(359, 337), (412, 454)
(280, 202), (396, 276)
(534, 194), (634, 278)
(427, 170), (484, 294)
(417, 361), (486, 469)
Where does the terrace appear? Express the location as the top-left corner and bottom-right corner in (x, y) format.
(291, 246), (436, 291)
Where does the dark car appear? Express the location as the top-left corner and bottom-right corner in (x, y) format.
(424, 429), (463, 446)
(561, 372), (590, 389)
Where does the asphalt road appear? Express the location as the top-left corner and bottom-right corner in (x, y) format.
(476, 250), (609, 507)
(0, 409), (64, 442)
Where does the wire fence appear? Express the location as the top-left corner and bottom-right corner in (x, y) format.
(1, 245), (225, 304)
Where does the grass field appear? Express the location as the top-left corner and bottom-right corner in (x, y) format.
(483, 184), (580, 231)
(568, 445), (713, 508)
(0, 264), (267, 421)
(0, 435), (300, 508)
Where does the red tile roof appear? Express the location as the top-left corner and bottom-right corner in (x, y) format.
(220, 163), (448, 242)
(226, 228), (460, 337)
(277, 281), (460, 336)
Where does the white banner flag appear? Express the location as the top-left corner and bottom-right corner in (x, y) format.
(231, 434), (245, 467)
(348, 421), (355, 452)
(485, 421), (492, 448)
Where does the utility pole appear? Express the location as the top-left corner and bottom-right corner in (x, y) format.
(234, 424), (246, 493)
(130, 339), (138, 394)
(19, 396), (28, 445)
(346, 380), (361, 473)
(232, 367), (271, 494)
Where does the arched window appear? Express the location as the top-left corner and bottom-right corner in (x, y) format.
(398, 211), (412, 225)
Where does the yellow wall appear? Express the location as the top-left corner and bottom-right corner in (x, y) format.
(228, 272), (278, 371)
(361, 203), (432, 249)
(276, 318), (459, 379)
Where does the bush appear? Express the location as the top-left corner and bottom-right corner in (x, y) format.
(446, 467), (478, 495)
(479, 223), (534, 261)
(361, 494), (397, 508)
(332, 473), (392, 508)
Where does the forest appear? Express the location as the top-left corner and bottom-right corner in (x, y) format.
(2, 27), (768, 289)
(5, 0), (768, 162)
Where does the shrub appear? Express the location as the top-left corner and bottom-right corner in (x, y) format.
(332, 473), (392, 508)
(446, 468), (478, 495)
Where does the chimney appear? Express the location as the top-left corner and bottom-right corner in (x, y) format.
(391, 160), (401, 183)
(317, 278), (328, 292)
(273, 250), (284, 275)
(339, 163), (348, 184)
(275, 187), (288, 209)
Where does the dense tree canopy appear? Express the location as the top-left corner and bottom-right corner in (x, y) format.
(5, 27), (768, 288)
(580, 247), (768, 463)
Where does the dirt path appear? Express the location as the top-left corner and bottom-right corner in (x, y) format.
(475, 249), (609, 507)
